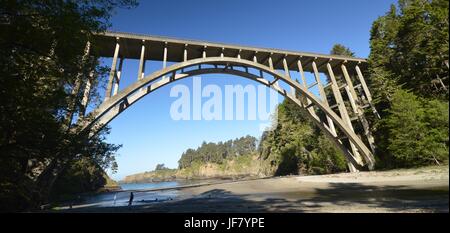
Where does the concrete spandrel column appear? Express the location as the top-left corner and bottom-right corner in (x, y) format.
(137, 40), (146, 80)
(312, 60), (337, 137)
(344, 85), (358, 115)
(163, 42), (168, 69)
(162, 42), (168, 80)
(341, 63), (359, 114)
(356, 64), (380, 119)
(327, 62), (354, 130)
(105, 38), (120, 101)
(297, 59), (317, 118)
(252, 53), (264, 78)
(282, 56), (295, 96)
(113, 57), (124, 96)
(355, 64), (372, 103)
(202, 46), (207, 59)
(327, 62), (363, 170)
(268, 53), (274, 70)
(184, 44), (188, 62)
(297, 59), (308, 87)
(342, 63), (377, 154)
(268, 53), (280, 89)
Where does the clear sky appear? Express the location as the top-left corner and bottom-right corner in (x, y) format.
(103, 0), (397, 180)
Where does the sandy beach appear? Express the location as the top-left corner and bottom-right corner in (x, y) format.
(58, 166), (449, 213)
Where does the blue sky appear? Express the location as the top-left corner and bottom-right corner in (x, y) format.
(103, 0), (397, 180)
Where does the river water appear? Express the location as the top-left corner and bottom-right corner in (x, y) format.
(71, 180), (208, 208)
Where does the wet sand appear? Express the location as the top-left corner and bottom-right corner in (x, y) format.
(58, 166), (449, 213)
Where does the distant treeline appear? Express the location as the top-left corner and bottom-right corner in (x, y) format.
(178, 136), (257, 169)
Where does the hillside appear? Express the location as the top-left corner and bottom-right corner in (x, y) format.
(122, 154), (263, 183)
(101, 173), (121, 191)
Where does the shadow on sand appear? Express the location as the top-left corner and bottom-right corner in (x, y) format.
(61, 182), (449, 213)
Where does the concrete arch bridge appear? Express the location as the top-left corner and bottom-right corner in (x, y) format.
(75, 31), (380, 172)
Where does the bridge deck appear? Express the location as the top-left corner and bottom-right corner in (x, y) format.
(93, 31), (367, 74)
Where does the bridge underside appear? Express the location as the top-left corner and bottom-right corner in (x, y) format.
(76, 31), (380, 172)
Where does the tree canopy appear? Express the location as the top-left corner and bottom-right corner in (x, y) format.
(367, 0), (449, 168)
(368, 0), (449, 102)
(0, 0), (137, 211)
(178, 136), (257, 169)
(330, 44), (355, 57)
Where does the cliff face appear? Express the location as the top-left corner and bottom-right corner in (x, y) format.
(122, 169), (177, 183)
(121, 155), (264, 183)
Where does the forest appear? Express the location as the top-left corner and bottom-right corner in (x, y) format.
(178, 136), (257, 169)
(260, 0), (449, 175)
(179, 0), (449, 176)
(0, 0), (138, 211)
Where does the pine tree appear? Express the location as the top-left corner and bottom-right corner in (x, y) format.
(379, 89), (448, 167)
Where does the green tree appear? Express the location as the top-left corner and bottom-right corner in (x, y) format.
(310, 135), (347, 174)
(368, 4), (403, 107)
(393, 0), (449, 98)
(368, 0), (449, 105)
(0, 0), (137, 211)
(177, 136), (258, 169)
(367, 0), (449, 168)
(50, 157), (111, 200)
(258, 99), (347, 176)
(155, 164), (168, 170)
(330, 44), (355, 57)
(378, 89), (448, 167)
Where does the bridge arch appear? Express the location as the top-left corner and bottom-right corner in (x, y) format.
(79, 57), (375, 171)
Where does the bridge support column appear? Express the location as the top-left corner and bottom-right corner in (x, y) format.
(113, 56), (124, 96)
(327, 62), (363, 171)
(312, 60), (359, 172)
(340, 64), (359, 116)
(355, 64), (380, 119)
(309, 59), (363, 170)
(297, 59), (318, 120)
(283, 56), (295, 96)
(162, 42), (168, 80)
(312, 60), (337, 137)
(268, 53), (281, 90)
(253, 52), (258, 63)
(105, 38), (120, 101)
(138, 40), (146, 80)
(253, 53), (266, 80)
(341, 63), (377, 154)
(163, 42), (168, 67)
(202, 46), (207, 59)
(268, 54), (273, 68)
(184, 44), (188, 61)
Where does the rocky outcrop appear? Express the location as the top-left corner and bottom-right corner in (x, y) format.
(121, 155), (263, 183)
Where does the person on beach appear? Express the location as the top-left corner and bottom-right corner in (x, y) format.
(113, 193), (117, 205)
(128, 192), (134, 206)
